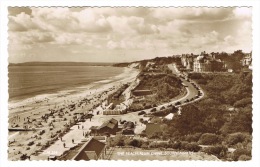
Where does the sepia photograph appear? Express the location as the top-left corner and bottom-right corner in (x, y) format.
(5, 6), (254, 162)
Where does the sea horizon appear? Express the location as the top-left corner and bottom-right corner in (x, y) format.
(8, 65), (125, 103)
(8, 61), (119, 66)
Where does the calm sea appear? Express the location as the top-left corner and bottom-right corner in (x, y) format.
(8, 65), (124, 100)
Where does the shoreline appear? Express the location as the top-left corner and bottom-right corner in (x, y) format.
(8, 67), (129, 111)
(8, 65), (126, 108)
(8, 67), (139, 160)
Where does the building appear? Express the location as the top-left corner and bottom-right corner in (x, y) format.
(103, 103), (127, 115)
(72, 138), (106, 160)
(181, 54), (194, 70)
(241, 52), (252, 67)
(193, 51), (225, 72)
(103, 110), (123, 115)
(90, 118), (118, 136)
(193, 55), (212, 72)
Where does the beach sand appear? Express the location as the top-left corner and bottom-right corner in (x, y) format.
(8, 67), (139, 161)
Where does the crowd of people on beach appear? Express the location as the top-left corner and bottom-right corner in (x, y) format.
(8, 84), (123, 160)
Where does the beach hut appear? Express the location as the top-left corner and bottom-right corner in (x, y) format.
(103, 110), (122, 115)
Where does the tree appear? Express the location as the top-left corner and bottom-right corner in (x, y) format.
(226, 133), (250, 146)
(238, 155), (251, 161)
(202, 145), (228, 158)
(170, 105), (208, 136)
(199, 133), (220, 145)
(184, 142), (201, 152)
(232, 148), (251, 161)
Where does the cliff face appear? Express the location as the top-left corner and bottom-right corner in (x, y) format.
(113, 56), (181, 68)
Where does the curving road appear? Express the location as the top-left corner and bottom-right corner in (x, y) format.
(131, 64), (204, 114)
(145, 64), (204, 111)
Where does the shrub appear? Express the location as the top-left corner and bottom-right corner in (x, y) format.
(238, 154), (251, 161)
(188, 73), (203, 79)
(169, 141), (181, 149)
(152, 109), (170, 116)
(184, 142), (201, 152)
(202, 145), (228, 158)
(128, 139), (143, 148)
(180, 141), (189, 150)
(184, 133), (202, 142)
(234, 98), (252, 108)
(197, 79), (207, 85)
(199, 133), (220, 145)
(141, 142), (149, 149)
(170, 106), (178, 113)
(226, 133), (249, 146)
(232, 148), (251, 161)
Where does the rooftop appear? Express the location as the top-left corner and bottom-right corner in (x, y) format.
(72, 138), (106, 161)
(99, 118), (118, 129)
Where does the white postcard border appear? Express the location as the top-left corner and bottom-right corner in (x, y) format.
(1, 0), (260, 167)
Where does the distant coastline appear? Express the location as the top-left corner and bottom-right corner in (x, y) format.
(9, 62), (116, 67)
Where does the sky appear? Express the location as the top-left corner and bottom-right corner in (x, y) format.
(8, 7), (252, 63)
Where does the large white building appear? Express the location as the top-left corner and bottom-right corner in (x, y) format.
(193, 54), (212, 72)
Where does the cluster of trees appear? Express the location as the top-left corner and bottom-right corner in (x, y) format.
(137, 74), (183, 102)
(129, 74), (184, 111)
(108, 135), (144, 148)
(214, 50), (246, 72)
(128, 100), (155, 112)
(107, 134), (202, 153)
(161, 72), (252, 161)
(188, 72), (252, 106)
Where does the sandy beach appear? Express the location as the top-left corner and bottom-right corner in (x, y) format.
(8, 67), (139, 161)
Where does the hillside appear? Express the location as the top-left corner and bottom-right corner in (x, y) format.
(113, 56), (181, 68)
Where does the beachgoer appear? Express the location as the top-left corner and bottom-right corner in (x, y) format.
(63, 143), (65, 148)
(72, 139), (74, 143)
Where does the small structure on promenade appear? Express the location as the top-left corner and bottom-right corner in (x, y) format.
(72, 138), (106, 160)
(90, 118), (119, 136)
